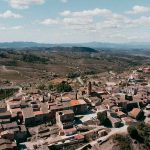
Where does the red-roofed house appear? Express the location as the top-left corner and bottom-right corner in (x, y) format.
(70, 99), (87, 114)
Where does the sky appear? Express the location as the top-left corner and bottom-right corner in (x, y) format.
(0, 0), (150, 43)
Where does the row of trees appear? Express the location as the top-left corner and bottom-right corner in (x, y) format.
(0, 88), (18, 100)
(38, 81), (72, 93)
(22, 54), (48, 64)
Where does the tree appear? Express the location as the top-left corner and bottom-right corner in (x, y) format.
(56, 81), (72, 92)
(128, 125), (138, 139)
(97, 112), (107, 125)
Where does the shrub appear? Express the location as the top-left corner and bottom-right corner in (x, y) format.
(56, 81), (72, 92)
(112, 134), (131, 150)
(37, 84), (45, 90)
(67, 72), (80, 78)
(48, 83), (54, 90)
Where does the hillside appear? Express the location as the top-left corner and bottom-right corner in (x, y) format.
(0, 47), (149, 84)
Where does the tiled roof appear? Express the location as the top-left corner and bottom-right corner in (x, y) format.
(70, 100), (80, 106)
(63, 128), (77, 133)
(129, 108), (142, 118)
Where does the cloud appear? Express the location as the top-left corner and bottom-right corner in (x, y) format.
(59, 8), (129, 32)
(40, 18), (59, 25)
(40, 17), (93, 26)
(60, 10), (71, 16)
(0, 10), (22, 18)
(11, 25), (23, 30)
(60, 8), (112, 17)
(63, 17), (93, 25)
(41, 7), (150, 34)
(126, 5), (150, 14)
(61, 0), (68, 3)
(126, 16), (150, 26)
(0, 26), (7, 31)
(96, 15), (150, 30)
(9, 0), (45, 9)
(0, 25), (23, 30)
(1, 2), (150, 43)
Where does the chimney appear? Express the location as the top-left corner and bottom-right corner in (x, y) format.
(87, 81), (92, 96)
(60, 93), (63, 103)
(75, 90), (78, 100)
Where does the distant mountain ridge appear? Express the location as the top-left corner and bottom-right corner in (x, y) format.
(0, 42), (51, 48)
(0, 41), (150, 49)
